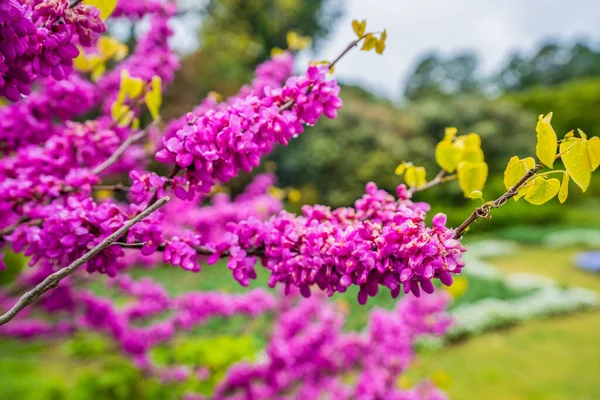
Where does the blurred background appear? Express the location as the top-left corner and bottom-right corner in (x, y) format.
(3, 0), (600, 398)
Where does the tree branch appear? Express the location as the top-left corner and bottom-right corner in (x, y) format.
(0, 196), (170, 326)
(92, 122), (156, 176)
(114, 241), (264, 257)
(68, 0), (84, 8)
(453, 163), (543, 239)
(409, 170), (450, 195)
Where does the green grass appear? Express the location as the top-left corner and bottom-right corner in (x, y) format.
(408, 245), (600, 400)
(409, 310), (600, 400)
(488, 246), (600, 292)
(2, 245), (600, 399)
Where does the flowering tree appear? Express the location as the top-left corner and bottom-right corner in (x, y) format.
(1, 2), (599, 399)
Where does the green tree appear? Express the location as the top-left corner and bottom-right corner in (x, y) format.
(494, 41), (600, 92)
(403, 52), (481, 101)
(164, 0), (343, 118)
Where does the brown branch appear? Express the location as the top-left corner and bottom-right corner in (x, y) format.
(146, 165), (181, 207)
(92, 122), (156, 176)
(114, 241), (264, 258)
(453, 163), (543, 239)
(0, 196), (170, 326)
(328, 36), (365, 70)
(68, 0), (84, 8)
(409, 170), (449, 195)
(92, 184), (131, 192)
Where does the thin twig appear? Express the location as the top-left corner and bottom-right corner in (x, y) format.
(0, 197), (170, 326)
(92, 184), (131, 192)
(114, 241), (264, 257)
(329, 35), (367, 70)
(68, 0), (83, 8)
(409, 170), (448, 194)
(453, 164), (543, 239)
(92, 122), (157, 176)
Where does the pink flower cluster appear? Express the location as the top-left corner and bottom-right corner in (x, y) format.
(0, 272), (451, 400)
(162, 51), (295, 144)
(212, 292), (451, 400)
(6, 197), (128, 276)
(0, 74), (96, 151)
(156, 65), (342, 199)
(0, 0), (105, 101)
(214, 183), (466, 303)
(0, 117), (140, 209)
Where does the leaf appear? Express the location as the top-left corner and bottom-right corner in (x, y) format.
(467, 190), (483, 199)
(535, 113), (558, 168)
(73, 51), (91, 71)
(444, 127), (458, 141)
(461, 147), (484, 163)
(503, 156), (536, 190)
(271, 47), (285, 57)
(558, 172), (569, 204)
(98, 37), (128, 61)
(83, 0), (117, 21)
(286, 32), (311, 51)
(375, 29), (387, 55)
(110, 102), (133, 127)
(351, 19), (366, 38)
(462, 133), (481, 148)
(395, 162), (407, 176)
(91, 60), (106, 81)
(361, 34), (377, 51)
(588, 136), (600, 171)
(524, 177), (560, 205)
(144, 76), (162, 121)
(435, 139), (463, 172)
(457, 161), (488, 197)
(405, 166), (426, 188)
(560, 138), (591, 192)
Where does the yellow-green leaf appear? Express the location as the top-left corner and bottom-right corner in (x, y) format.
(467, 190), (483, 199)
(462, 147), (484, 163)
(144, 76), (162, 121)
(395, 162), (407, 176)
(361, 34), (377, 51)
(110, 102), (133, 127)
(375, 29), (387, 55)
(462, 133), (481, 149)
(560, 138), (591, 192)
(558, 172), (569, 204)
(271, 47), (285, 57)
(535, 113), (557, 168)
(588, 136), (600, 171)
(98, 36), (128, 61)
(83, 0), (117, 21)
(503, 156), (535, 190)
(524, 177), (560, 205)
(351, 19), (366, 38)
(286, 32), (311, 51)
(444, 127), (458, 141)
(91, 61), (106, 81)
(514, 185), (532, 201)
(405, 166), (426, 188)
(564, 130), (574, 139)
(435, 140), (462, 172)
(457, 161), (488, 197)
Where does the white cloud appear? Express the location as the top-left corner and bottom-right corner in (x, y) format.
(299, 0), (600, 99)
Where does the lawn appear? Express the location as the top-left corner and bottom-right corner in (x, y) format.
(1, 245), (599, 399)
(409, 245), (600, 400)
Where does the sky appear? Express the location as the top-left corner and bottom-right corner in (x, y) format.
(297, 0), (600, 99)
